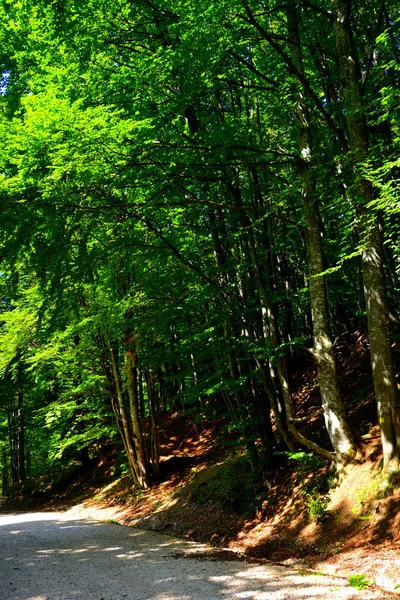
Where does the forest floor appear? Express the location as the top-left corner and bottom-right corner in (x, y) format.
(17, 419), (400, 595)
(6, 333), (400, 594)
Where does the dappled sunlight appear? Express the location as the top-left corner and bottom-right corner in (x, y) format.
(9, 529), (25, 534)
(152, 595), (190, 600)
(0, 512), (68, 526)
(37, 548), (90, 554)
(116, 552), (144, 558)
(58, 524), (96, 529)
(1, 511), (382, 600)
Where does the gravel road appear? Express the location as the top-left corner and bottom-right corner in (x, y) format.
(0, 511), (393, 600)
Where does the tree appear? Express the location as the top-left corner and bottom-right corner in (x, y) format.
(0, 0), (399, 492)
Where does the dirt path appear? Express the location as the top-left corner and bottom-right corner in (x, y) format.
(0, 511), (395, 600)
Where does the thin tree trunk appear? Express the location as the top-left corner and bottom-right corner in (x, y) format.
(96, 333), (135, 466)
(17, 389), (25, 483)
(109, 346), (141, 487)
(139, 369), (145, 418)
(157, 368), (167, 413)
(224, 172), (295, 451)
(124, 344), (150, 489)
(2, 449), (9, 496)
(207, 206), (262, 461)
(7, 396), (18, 487)
(146, 369), (160, 480)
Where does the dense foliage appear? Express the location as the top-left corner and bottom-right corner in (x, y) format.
(1, 0), (399, 492)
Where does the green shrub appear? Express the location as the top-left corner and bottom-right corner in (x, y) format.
(307, 493), (328, 521)
(348, 574), (371, 590)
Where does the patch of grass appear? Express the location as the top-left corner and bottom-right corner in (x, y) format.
(284, 451), (326, 478)
(285, 452), (330, 492)
(351, 470), (395, 515)
(306, 493), (329, 522)
(276, 451), (331, 522)
(180, 454), (261, 516)
(348, 574), (371, 590)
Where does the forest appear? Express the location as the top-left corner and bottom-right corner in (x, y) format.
(0, 0), (399, 504)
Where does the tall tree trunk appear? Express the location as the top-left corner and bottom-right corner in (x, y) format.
(7, 396), (18, 487)
(332, 0), (400, 467)
(286, 1), (357, 466)
(2, 448), (9, 496)
(227, 167), (337, 460)
(146, 369), (160, 480)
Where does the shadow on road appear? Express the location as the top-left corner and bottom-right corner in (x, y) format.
(0, 512), (390, 600)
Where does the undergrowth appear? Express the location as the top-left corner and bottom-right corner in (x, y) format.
(178, 450), (332, 519)
(282, 451), (331, 521)
(348, 574), (371, 590)
(179, 454), (263, 516)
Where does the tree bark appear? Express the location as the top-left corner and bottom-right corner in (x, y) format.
(17, 389), (25, 483)
(124, 343), (150, 488)
(145, 369), (160, 480)
(287, 0), (357, 465)
(332, 0), (400, 467)
(2, 448), (9, 496)
(110, 346), (142, 487)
